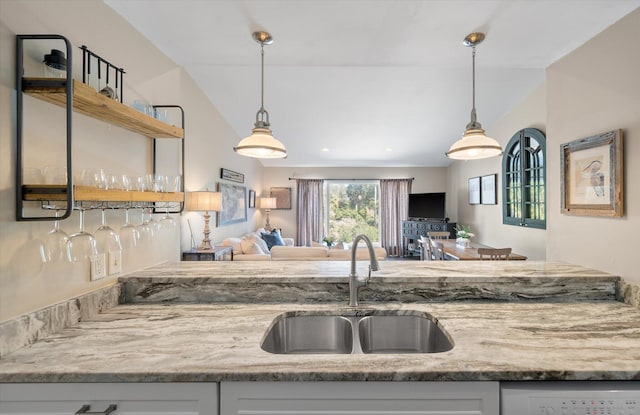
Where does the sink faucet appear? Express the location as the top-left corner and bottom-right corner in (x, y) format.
(349, 234), (380, 307)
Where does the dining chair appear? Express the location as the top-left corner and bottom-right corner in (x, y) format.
(477, 247), (512, 260)
(430, 239), (445, 261)
(422, 232), (449, 260)
(427, 231), (450, 239)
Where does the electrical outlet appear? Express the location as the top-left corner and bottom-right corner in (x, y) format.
(108, 250), (122, 275)
(90, 253), (106, 281)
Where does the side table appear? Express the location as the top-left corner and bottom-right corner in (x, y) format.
(182, 246), (234, 261)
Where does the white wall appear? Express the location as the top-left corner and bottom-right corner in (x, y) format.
(0, 0), (261, 321)
(546, 8), (640, 283)
(262, 166), (447, 242)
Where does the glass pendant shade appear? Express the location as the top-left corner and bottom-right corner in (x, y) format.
(234, 126), (287, 159)
(447, 32), (502, 161)
(447, 127), (503, 160)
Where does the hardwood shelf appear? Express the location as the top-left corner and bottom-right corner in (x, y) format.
(22, 185), (184, 203)
(22, 78), (184, 139)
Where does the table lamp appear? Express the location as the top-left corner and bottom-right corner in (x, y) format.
(187, 191), (222, 250)
(258, 197), (277, 231)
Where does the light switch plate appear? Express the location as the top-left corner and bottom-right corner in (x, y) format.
(90, 253), (106, 280)
(108, 250), (122, 275)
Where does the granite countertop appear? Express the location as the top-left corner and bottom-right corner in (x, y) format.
(1, 261), (639, 383)
(1, 300), (640, 382)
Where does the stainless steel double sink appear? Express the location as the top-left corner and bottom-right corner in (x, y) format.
(261, 310), (453, 354)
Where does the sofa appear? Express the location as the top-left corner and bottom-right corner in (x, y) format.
(220, 229), (387, 261)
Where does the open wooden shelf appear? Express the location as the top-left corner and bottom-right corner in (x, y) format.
(22, 78), (184, 139)
(22, 185), (184, 203)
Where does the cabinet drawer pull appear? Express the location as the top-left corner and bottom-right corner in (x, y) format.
(75, 404), (117, 414)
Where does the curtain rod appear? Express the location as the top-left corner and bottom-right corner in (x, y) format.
(288, 177), (414, 181)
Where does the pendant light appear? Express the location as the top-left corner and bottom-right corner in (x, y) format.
(234, 31), (287, 159)
(446, 32), (502, 160)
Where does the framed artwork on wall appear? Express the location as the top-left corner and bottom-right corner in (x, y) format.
(480, 174), (497, 205)
(220, 168), (244, 183)
(270, 187), (292, 210)
(217, 182), (247, 226)
(248, 189), (256, 208)
(561, 129), (623, 217)
(468, 177), (481, 205)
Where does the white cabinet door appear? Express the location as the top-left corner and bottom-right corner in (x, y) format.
(221, 381), (499, 415)
(0, 383), (218, 415)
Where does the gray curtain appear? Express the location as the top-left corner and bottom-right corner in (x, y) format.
(296, 179), (324, 246)
(380, 179), (412, 256)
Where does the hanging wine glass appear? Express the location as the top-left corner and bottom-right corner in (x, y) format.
(94, 208), (122, 257)
(136, 206), (154, 244)
(66, 207), (98, 262)
(119, 206), (140, 250)
(146, 207), (161, 233)
(43, 208), (69, 262)
(159, 203), (176, 229)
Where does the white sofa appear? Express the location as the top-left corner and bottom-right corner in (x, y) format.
(220, 229), (387, 261)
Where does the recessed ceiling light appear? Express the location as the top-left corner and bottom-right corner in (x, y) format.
(321, 147), (329, 152)
(385, 147), (393, 152)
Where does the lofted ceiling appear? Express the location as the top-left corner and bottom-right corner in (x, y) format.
(104, 0), (639, 168)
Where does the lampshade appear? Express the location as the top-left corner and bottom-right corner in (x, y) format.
(234, 31), (287, 159)
(186, 191), (222, 212)
(258, 197), (277, 210)
(446, 128), (503, 160)
(234, 127), (287, 159)
(447, 32), (502, 161)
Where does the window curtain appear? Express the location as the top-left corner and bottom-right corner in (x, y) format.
(380, 178), (412, 256)
(295, 179), (324, 246)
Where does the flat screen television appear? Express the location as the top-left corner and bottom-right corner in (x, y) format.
(408, 192), (446, 221)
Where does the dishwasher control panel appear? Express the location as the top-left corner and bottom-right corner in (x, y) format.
(531, 396), (637, 415)
(501, 381), (640, 415)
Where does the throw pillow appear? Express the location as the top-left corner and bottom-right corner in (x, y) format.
(248, 234), (269, 254)
(261, 231), (286, 250)
(240, 238), (263, 255)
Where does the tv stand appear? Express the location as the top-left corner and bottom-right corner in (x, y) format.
(402, 220), (457, 258)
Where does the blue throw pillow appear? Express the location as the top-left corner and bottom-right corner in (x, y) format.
(261, 231), (285, 250)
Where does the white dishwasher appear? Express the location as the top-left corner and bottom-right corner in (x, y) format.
(501, 381), (640, 415)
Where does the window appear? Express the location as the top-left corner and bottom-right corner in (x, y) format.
(325, 180), (380, 243)
(502, 128), (546, 229)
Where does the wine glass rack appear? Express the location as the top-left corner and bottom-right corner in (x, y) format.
(16, 34), (185, 221)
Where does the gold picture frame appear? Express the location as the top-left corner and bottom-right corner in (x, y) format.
(560, 129), (623, 217)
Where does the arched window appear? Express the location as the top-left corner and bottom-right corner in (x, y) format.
(502, 128), (546, 229)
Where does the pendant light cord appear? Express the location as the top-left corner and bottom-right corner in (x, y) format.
(471, 45), (476, 114)
(260, 43), (265, 113)
(255, 42), (270, 126)
(467, 44), (480, 129)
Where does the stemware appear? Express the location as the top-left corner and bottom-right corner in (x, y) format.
(159, 204), (176, 229)
(119, 207), (140, 250)
(43, 208), (69, 262)
(66, 208), (98, 262)
(136, 207), (154, 244)
(94, 208), (122, 257)
(79, 168), (107, 189)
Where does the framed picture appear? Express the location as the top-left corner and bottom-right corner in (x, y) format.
(480, 174), (497, 205)
(217, 182), (247, 226)
(468, 177), (481, 205)
(561, 129), (623, 217)
(248, 189), (256, 208)
(270, 187), (292, 210)
(220, 168), (244, 183)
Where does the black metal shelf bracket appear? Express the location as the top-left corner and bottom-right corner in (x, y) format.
(16, 34), (73, 221)
(152, 104), (185, 214)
